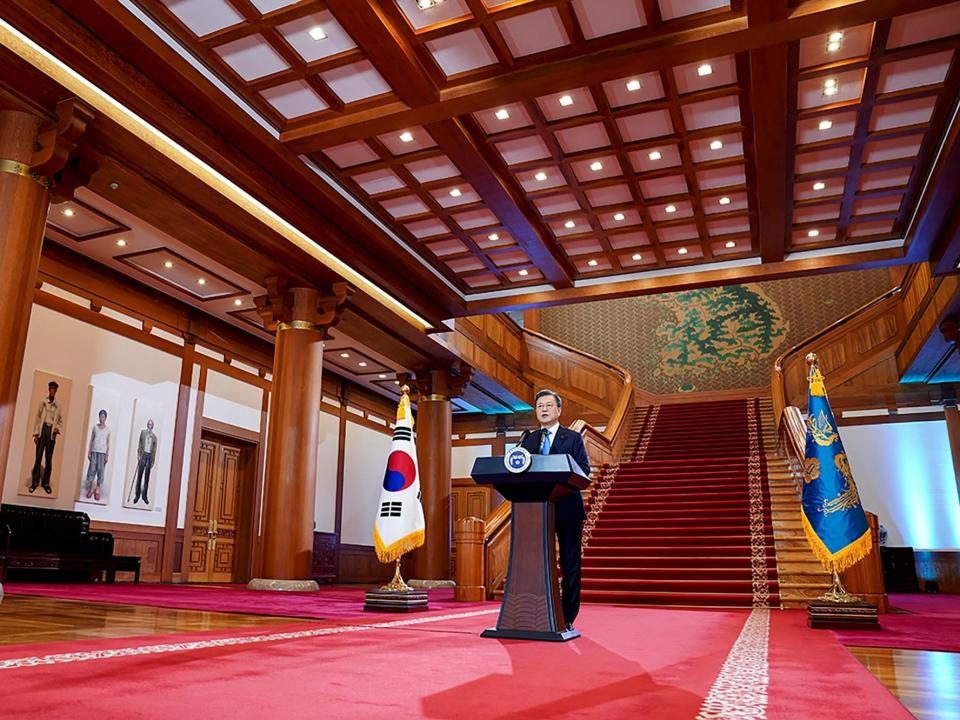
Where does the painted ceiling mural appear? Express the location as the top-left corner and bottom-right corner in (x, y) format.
(539, 268), (894, 394)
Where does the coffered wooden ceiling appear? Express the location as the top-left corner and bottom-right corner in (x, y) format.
(2, 0), (959, 320)
(112, 0), (960, 310)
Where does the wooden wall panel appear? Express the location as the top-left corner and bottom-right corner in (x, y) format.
(90, 521), (164, 582)
(914, 550), (960, 594)
(338, 543), (393, 584)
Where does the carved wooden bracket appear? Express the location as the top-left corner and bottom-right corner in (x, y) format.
(255, 278), (353, 334)
(940, 317), (959, 346)
(399, 365), (474, 400)
(31, 99), (96, 195)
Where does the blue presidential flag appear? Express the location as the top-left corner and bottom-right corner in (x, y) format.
(373, 388), (425, 563)
(800, 355), (872, 572)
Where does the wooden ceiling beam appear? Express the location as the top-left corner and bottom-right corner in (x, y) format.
(320, 0), (574, 289)
(747, 0), (790, 262)
(465, 246), (908, 314)
(282, 0), (947, 152)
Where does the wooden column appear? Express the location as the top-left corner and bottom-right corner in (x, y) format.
(249, 280), (349, 588)
(0, 101), (92, 483)
(406, 368), (472, 582)
(454, 516), (485, 601)
(944, 402), (960, 511)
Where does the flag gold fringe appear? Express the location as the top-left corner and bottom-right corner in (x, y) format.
(373, 524), (425, 564)
(800, 509), (873, 574)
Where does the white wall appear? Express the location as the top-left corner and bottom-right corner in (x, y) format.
(841, 420), (960, 550)
(203, 369), (263, 432)
(452, 444), (493, 479)
(340, 420), (392, 545)
(314, 408), (340, 533)
(3, 305), (180, 527)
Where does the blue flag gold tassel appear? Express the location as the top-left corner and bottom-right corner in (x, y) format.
(800, 353), (872, 573)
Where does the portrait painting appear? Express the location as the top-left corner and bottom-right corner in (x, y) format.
(122, 398), (163, 511)
(76, 384), (122, 506)
(18, 370), (73, 500)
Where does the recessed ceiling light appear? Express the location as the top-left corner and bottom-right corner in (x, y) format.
(449, 188), (462, 197)
(826, 31), (843, 52)
(697, 63), (713, 77)
(818, 119), (833, 131)
(725, 240), (736, 248)
(116, 239), (127, 247)
(399, 131), (414, 142)
(590, 161), (603, 171)
(518, 269), (529, 277)
(379, 374), (387, 379)
(234, 298), (243, 306)
(558, 94), (574, 107)
(822, 78), (839, 96)
(613, 212), (625, 221)
(632, 253), (642, 261)
(665, 204), (677, 213)
(587, 259), (598, 267)
(719, 196), (731, 205)
(495, 108), (510, 120)
(358, 361), (368, 367)
(164, 261), (173, 268)
(648, 150), (662, 161)
(677, 247), (688, 255)
(827, 40), (841, 52)
(308, 26), (326, 41)
(417, 0), (444, 8)
(710, 139), (723, 150)
(534, 171), (548, 181)
(340, 352), (350, 358)
(564, 220), (576, 229)
(813, 181), (826, 191)
(394, 380), (400, 385)
(198, 278), (206, 285)
(62, 208), (75, 217)
(808, 229), (820, 237)
(488, 232), (499, 241)
(626, 79), (642, 92)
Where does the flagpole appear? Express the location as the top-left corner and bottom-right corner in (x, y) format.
(817, 569), (861, 604)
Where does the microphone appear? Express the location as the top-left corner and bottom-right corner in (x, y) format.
(513, 428), (531, 448)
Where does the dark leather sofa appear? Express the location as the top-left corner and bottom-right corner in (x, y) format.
(0, 503), (140, 583)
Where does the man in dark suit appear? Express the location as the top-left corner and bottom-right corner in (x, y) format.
(521, 389), (591, 631)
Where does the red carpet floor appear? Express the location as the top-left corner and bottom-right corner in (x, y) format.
(0, 604), (911, 719)
(2, 583), (489, 620)
(583, 398), (780, 607)
(831, 592), (960, 652)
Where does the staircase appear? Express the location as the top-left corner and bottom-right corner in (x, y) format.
(581, 398), (782, 608)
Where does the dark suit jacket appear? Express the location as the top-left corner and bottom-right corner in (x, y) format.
(521, 425), (591, 526)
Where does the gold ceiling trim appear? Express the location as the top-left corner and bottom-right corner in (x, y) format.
(0, 19), (432, 333)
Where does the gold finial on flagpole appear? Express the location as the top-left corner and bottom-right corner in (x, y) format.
(401, 384), (411, 395)
(380, 555), (412, 592)
(805, 352), (818, 366)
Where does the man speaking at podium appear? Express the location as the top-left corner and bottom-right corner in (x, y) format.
(521, 389), (591, 632)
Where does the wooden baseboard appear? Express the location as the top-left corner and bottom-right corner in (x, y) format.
(915, 550), (960, 594)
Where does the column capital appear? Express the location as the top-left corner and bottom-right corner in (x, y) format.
(254, 278), (352, 336)
(399, 366), (473, 401)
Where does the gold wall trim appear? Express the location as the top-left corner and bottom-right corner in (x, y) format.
(0, 19), (430, 332)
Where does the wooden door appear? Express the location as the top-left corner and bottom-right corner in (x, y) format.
(188, 436), (248, 583)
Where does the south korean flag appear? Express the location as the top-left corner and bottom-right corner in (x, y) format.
(373, 389), (425, 563)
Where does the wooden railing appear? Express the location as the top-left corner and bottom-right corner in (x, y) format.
(449, 314), (635, 600)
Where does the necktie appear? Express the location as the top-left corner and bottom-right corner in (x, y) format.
(540, 429), (551, 454)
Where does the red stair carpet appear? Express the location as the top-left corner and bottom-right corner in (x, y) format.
(582, 398), (780, 608)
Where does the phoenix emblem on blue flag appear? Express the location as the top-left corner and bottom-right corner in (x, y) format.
(800, 354), (872, 572)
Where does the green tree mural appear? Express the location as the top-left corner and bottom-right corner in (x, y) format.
(656, 285), (788, 386)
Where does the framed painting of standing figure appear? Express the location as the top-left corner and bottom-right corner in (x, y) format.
(18, 371), (73, 500)
(123, 398), (162, 511)
(76, 385), (122, 506)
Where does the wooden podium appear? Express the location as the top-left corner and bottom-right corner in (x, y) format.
(471, 454), (590, 642)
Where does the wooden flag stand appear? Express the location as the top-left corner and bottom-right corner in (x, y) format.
(363, 556), (429, 613)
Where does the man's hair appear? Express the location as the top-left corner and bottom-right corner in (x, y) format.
(99, 410), (107, 418)
(48, 381), (59, 390)
(534, 389), (562, 408)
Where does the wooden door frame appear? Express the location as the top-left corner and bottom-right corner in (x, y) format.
(180, 420), (261, 583)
